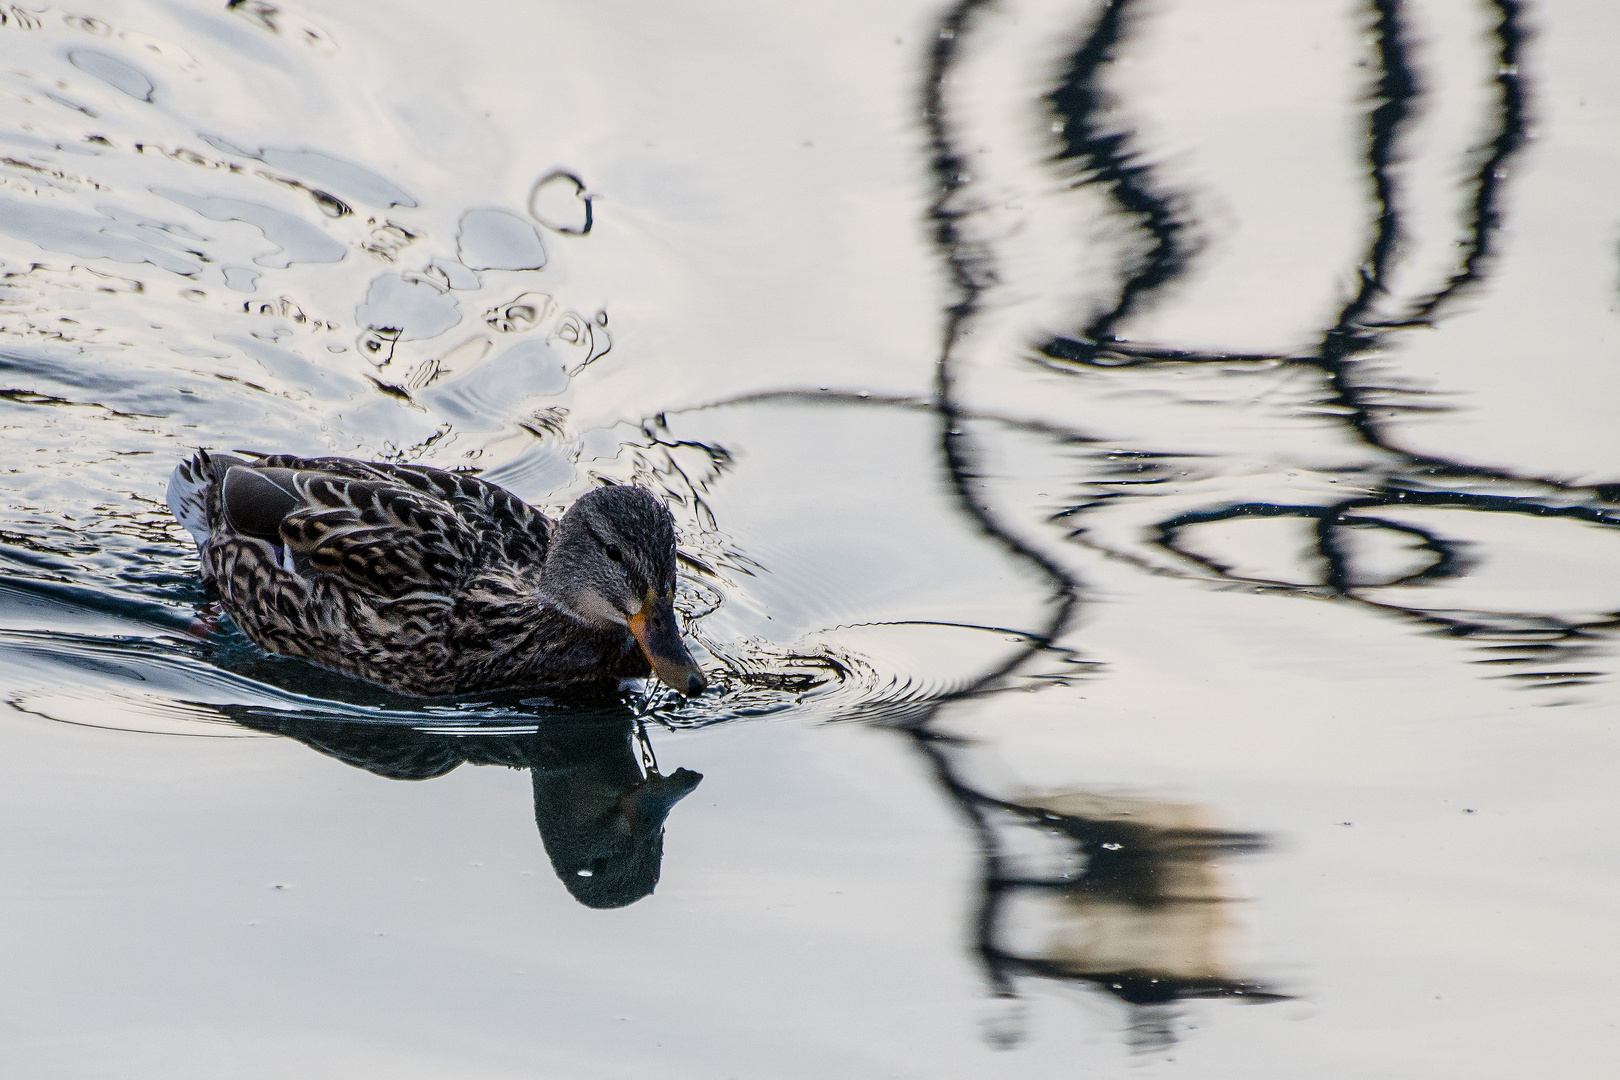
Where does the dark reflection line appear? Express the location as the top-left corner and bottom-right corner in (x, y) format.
(1149, 488), (1620, 678)
(693, 387), (1104, 448)
(826, 618), (1078, 649)
(698, 388), (1610, 517)
(7, 699), (260, 739)
(1319, 0), (1422, 445)
(1323, 516), (1456, 590)
(924, 0), (1081, 682)
(1043, 0), (1197, 357)
(1158, 490), (1620, 607)
(0, 384), (163, 419)
(1400, 0), (1530, 323)
(909, 737), (1018, 1000)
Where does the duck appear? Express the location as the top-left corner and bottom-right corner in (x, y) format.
(166, 449), (708, 698)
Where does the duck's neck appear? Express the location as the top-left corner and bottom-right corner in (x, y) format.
(511, 605), (646, 687)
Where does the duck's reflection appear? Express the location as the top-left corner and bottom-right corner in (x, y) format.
(528, 717), (702, 908)
(228, 708), (700, 908)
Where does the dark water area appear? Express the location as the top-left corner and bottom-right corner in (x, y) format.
(1, 1), (1618, 1076)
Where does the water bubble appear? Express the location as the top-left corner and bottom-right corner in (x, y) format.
(528, 170), (593, 235)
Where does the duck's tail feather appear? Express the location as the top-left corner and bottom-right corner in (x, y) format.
(167, 449), (254, 547)
(167, 451), (214, 547)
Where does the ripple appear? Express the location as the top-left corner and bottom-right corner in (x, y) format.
(0, 193), (205, 275)
(354, 274), (461, 355)
(154, 189), (347, 267)
(528, 170), (593, 235)
(201, 137), (418, 209)
(67, 50), (156, 102)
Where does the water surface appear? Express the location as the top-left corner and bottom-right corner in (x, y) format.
(2, 0), (1618, 1076)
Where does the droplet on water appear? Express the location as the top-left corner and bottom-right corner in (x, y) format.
(529, 170), (594, 235)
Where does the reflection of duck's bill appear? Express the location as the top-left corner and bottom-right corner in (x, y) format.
(628, 593), (707, 696)
(620, 766), (703, 831)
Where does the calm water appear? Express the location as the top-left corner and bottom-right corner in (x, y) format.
(2, 0), (1618, 1076)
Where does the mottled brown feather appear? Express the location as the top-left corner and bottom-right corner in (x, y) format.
(174, 451), (645, 695)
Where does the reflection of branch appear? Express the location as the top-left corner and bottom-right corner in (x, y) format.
(1154, 489), (1620, 688)
(1042, 0), (1200, 361)
(1319, 0), (1424, 444)
(1025, 0), (1536, 468)
(925, 0), (1082, 708)
(1400, 0), (1530, 323)
(903, 0), (1611, 1043)
(907, 0), (1614, 681)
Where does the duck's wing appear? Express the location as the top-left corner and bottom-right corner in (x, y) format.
(253, 455), (554, 570)
(218, 461), (483, 600)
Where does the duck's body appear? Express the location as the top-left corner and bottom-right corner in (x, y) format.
(168, 451), (705, 697)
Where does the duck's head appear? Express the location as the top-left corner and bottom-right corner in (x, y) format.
(542, 485), (707, 696)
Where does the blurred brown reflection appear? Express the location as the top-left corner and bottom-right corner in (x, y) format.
(909, 724), (1285, 1051)
(1003, 793), (1281, 1055)
(1011, 791), (1256, 992)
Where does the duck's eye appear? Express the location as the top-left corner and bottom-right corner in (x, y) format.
(604, 544), (623, 563)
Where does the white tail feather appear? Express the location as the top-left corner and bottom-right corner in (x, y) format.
(167, 454), (213, 547)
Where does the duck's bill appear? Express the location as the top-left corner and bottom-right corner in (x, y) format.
(619, 767), (704, 831)
(628, 594), (707, 696)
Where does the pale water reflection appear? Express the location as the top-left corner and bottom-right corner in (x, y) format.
(1, 0), (1618, 1077)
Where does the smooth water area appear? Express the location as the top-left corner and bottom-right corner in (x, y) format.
(1, 1), (1618, 1076)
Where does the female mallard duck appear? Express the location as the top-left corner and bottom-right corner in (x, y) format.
(166, 450), (707, 698)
